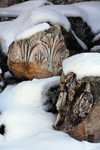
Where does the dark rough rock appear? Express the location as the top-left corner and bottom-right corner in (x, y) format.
(61, 17), (95, 56)
(0, 0), (99, 7)
(0, 0), (50, 8)
(0, 47), (8, 73)
(0, 16), (16, 22)
(49, 0), (100, 5)
(45, 85), (60, 113)
(0, 124), (5, 135)
(68, 17), (94, 51)
(61, 28), (85, 56)
(54, 72), (100, 142)
(91, 32), (100, 52)
(92, 40), (100, 49)
(0, 74), (21, 93)
(8, 25), (69, 80)
(0, 0), (28, 7)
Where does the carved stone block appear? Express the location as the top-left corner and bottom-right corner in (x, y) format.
(8, 25), (69, 79)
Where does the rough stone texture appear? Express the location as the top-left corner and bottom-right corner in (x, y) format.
(60, 17), (95, 56)
(8, 25), (69, 80)
(54, 72), (100, 142)
(0, 17), (16, 22)
(0, 0), (99, 7)
(0, 0), (28, 7)
(68, 17), (94, 51)
(0, 45), (8, 72)
(45, 85), (60, 113)
(61, 28), (85, 56)
(49, 0), (100, 5)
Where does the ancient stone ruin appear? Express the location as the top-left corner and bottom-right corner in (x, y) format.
(0, 0), (100, 144)
(8, 25), (69, 79)
(53, 72), (100, 142)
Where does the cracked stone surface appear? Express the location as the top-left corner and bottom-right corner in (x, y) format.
(54, 72), (100, 142)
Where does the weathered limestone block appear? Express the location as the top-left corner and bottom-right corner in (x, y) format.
(8, 25), (69, 79)
(54, 72), (100, 142)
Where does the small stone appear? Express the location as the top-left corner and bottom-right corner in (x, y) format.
(54, 72), (100, 142)
(8, 25), (69, 80)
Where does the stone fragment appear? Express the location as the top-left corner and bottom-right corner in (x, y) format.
(54, 72), (100, 142)
(8, 25), (69, 80)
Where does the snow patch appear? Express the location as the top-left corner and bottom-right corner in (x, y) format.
(16, 23), (51, 40)
(63, 53), (100, 80)
(92, 33), (100, 42)
(0, 77), (60, 140)
(0, 0), (51, 17)
(90, 46), (100, 52)
(4, 71), (12, 78)
(22, 7), (70, 32)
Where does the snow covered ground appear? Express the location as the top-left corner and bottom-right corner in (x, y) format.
(0, 77), (100, 150)
(0, 0), (100, 150)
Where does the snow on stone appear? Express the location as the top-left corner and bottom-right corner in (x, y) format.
(1, 1), (100, 34)
(16, 23), (51, 40)
(4, 71), (13, 78)
(0, 1), (100, 54)
(15, 6), (70, 34)
(0, 0), (51, 17)
(90, 46), (100, 52)
(63, 53), (100, 80)
(26, 7), (70, 31)
(0, 6), (70, 54)
(74, 2), (100, 33)
(48, 1), (100, 33)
